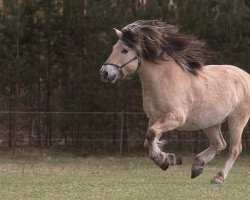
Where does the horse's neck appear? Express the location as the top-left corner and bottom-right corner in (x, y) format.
(138, 59), (187, 96)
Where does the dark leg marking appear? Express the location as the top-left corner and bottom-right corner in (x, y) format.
(153, 153), (182, 170)
(168, 154), (182, 165)
(175, 154), (182, 165)
(211, 171), (225, 184)
(191, 157), (205, 179)
(150, 152), (169, 171)
(158, 155), (169, 171)
(168, 154), (175, 165)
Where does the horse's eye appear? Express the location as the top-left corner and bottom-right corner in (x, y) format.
(121, 49), (128, 54)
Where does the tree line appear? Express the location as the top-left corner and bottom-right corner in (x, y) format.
(0, 0), (249, 153)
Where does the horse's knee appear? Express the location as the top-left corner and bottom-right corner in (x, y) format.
(146, 127), (156, 141)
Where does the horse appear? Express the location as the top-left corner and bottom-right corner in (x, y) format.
(100, 20), (250, 183)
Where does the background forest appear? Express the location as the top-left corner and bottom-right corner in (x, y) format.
(0, 0), (249, 155)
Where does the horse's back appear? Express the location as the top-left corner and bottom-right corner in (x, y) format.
(204, 64), (249, 76)
(202, 65), (250, 91)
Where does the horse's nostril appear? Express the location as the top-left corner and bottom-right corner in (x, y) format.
(100, 66), (117, 82)
(103, 71), (108, 79)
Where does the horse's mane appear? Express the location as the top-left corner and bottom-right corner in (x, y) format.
(120, 20), (212, 75)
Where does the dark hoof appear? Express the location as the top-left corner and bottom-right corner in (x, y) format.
(159, 158), (169, 171)
(175, 154), (182, 165)
(191, 167), (203, 179)
(211, 178), (224, 184)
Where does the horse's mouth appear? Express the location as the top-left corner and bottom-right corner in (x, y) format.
(111, 76), (118, 83)
(100, 74), (118, 83)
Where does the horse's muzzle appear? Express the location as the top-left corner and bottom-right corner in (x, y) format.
(100, 65), (118, 83)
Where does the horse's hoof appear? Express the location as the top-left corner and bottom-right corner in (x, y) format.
(191, 167), (203, 179)
(211, 177), (224, 184)
(159, 163), (169, 171)
(159, 158), (169, 171)
(211, 172), (224, 184)
(211, 178), (224, 184)
(175, 154), (182, 165)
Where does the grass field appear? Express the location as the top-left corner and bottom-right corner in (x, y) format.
(0, 153), (249, 200)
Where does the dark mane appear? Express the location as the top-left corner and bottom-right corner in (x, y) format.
(120, 20), (212, 75)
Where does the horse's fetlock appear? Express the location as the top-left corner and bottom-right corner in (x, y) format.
(149, 153), (158, 161)
(149, 152), (166, 163)
(193, 156), (205, 167)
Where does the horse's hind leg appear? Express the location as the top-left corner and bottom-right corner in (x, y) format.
(191, 124), (227, 179)
(211, 113), (249, 184)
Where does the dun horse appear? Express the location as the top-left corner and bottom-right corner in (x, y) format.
(100, 20), (250, 183)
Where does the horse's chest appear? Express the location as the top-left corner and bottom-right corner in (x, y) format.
(142, 85), (172, 121)
(143, 97), (165, 121)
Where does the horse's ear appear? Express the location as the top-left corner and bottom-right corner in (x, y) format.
(113, 28), (122, 38)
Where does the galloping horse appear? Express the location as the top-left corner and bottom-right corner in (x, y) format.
(100, 20), (250, 183)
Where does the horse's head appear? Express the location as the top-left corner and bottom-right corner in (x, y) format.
(100, 20), (212, 81)
(100, 29), (140, 83)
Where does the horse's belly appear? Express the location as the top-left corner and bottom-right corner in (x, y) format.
(144, 103), (232, 131)
(178, 109), (230, 131)
(177, 120), (220, 131)
(179, 90), (239, 130)
(143, 84), (239, 130)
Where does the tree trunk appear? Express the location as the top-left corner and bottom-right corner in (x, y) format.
(45, 65), (52, 146)
(36, 79), (42, 146)
(8, 84), (16, 147)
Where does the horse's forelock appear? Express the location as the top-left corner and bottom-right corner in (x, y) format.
(121, 23), (166, 62)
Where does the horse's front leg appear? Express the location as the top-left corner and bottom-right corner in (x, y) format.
(146, 113), (184, 170)
(144, 119), (154, 149)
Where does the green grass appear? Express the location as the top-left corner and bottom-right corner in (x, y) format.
(0, 154), (249, 200)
